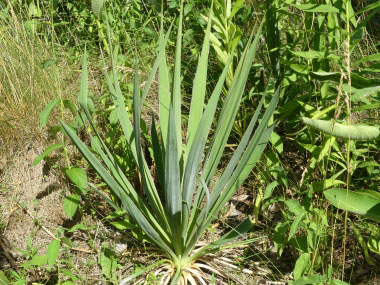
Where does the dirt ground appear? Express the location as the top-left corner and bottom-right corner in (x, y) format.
(0, 141), (287, 284)
(0, 142), (104, 280)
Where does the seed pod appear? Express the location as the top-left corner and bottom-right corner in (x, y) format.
(91, 0), (104, 18)
(302, 117), (380, 140)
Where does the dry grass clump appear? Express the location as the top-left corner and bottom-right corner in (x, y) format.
(0, 4), (75, 149)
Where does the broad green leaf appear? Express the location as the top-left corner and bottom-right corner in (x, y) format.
(67, 223), (90, 232)
(230, 0), (245, 18)
(274, 221), (290, 256)
(358, 160), (380, 169)
(289, 63), (311, 74)
(21, 255), (47, 267)
(184, 3), (193, 16)
(110, 219), (135, 230)
(286, 199), (305, 216)
(270, 131), (283, 154)
(263, 181), (278, 200)
(292, 4), (339, 13)
(290, 274), (328, 284)
(324, 189), (380, 222)
(346, 1), (357, 27)
(310, 179), (345, 193)
(351, 86), (380, 102)
(350, 27), (364, 46)
(40, 99), (60, 128)
(289, 213), (306, 241)
(98, 247), (116, 279)
(291, 50), (325, 59)
(294, 252), (310, 280)
(32, 143), (64, 166)
(302, 117), (380, 140)
(61, 238), (73, 248)
(65, 167), (87, 189)
(368, 237), (380, 254)
(91, 0), (104, 18)
(310, 72), (380, 89)
(42, 59), (56, 69)
(47, 239), (60, 268)
(63, 194), (80, 219)
(62, 99), (77, 116)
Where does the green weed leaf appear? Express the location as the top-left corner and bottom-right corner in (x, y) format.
(98, 247), (117, 280)
(40, 99), (60, 128)
(302, 117), (380, 140)
(65, 167), (87, 189)
(47, 239), (60, 268)
(324, 189), (380, 222)
(21, 255), (47, 267)
(289, 213), (306, 241)
(291, 50), (325, 60)
(63, 194), (80, 219)
(32, 143), (64, 166)
(292, 4), (339, 13)
(263, 181), (278, 200)
(293, 252), (310, 280)
(368, 237), (380, 254)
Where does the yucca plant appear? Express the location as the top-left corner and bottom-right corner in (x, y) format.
(60, 2), (279, 284)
